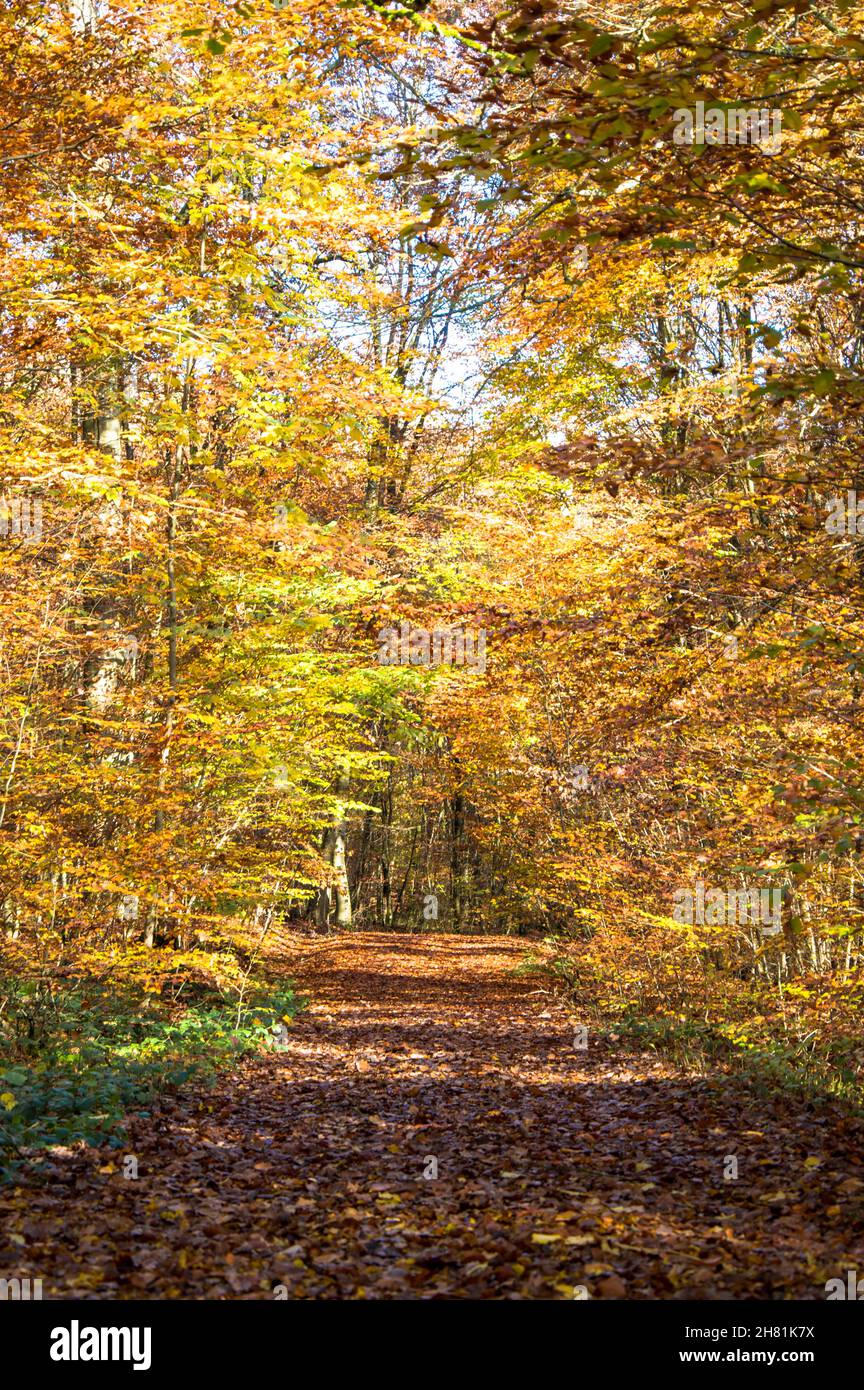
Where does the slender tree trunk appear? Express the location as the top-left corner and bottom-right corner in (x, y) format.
(316, 776), (352, 929)
(451, 789), (464, 928)
(148, 446), (179, 946)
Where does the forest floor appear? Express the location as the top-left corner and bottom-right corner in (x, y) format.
(3, 931), (864, 1299)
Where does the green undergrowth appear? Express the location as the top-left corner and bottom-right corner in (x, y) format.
(519, 947), (863, 1111)
(605, 1010), (861, 1109)
(0, 975), (304, 1178)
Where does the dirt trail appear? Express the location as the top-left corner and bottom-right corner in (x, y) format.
(3, 932), (864, 1298)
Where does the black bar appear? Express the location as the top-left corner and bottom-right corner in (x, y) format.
(1, 1297), (853, 1380)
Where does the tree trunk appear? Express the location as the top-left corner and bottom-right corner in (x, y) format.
(317, 775), (352, 929)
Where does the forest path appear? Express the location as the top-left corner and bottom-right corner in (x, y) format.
(6, 932), (864, 1298)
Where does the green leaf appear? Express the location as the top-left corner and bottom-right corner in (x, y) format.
(589, 34), (615, 57)
(651, 236), (697, 252)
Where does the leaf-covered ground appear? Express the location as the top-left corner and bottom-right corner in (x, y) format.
(2, 933), (864, 1299)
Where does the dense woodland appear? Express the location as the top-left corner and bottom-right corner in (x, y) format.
(1, 0), (864, 1235)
